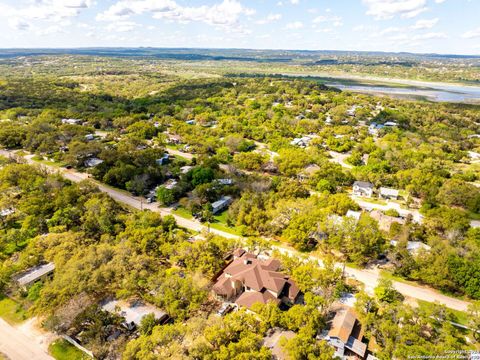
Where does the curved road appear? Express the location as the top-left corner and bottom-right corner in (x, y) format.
(0, 150), (472, 312)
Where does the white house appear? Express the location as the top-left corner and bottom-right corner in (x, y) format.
(390, 240), (431, 255)
(212, 196), (233, 214)
(352, 181), (374, 198)
(102, 299), (168, 331)
(61, 118), (82, 125)
(345, 210), (362, 222)
(156, 154), (170, 166)
(85, 158), (104, 167)
(379, 187), (399, 200)
(290, 136), (312, 148)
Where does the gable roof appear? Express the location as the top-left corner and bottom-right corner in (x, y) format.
(235, 290), (280, 308)
(213, 251), (300, 305)
(16, 263), (55, 287)
(353, 181), (374, 189)
(328, 309), (357, 344)
(380, 187), (399, 197)
(226, 260), (286, 293)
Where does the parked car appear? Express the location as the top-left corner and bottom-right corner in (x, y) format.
(217, 302), (234, 316)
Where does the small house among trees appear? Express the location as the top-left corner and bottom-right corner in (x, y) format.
(353, 181), (374, 198)
(15, 262), (55, 290)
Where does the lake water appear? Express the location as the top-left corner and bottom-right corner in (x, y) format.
(327, 82), (480, 103)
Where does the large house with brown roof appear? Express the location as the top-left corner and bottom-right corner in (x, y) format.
(327, 308), (367, 359)
(212, 249), (300, 309)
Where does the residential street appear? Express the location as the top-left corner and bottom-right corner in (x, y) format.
(0, 318), (53, 360)
(352, 196), (425, 223)
(0, 149), (472, 312)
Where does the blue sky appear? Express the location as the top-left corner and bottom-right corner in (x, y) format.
(0, 0), (479, 54)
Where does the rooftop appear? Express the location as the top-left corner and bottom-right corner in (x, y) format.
(353, 181), (374, 189)
(263, 329), (296, 360)
(16, 262), (55, 287)
(380, 187), (399, 196)
(328, 309), (356, 344)
(102, 299), (168, 326)
(213, 251), (300, 308)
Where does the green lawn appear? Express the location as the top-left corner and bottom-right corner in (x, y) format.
(0, 295), (28, 324)
(212, 211), (242, 236)
(172, 206), (194, 219)
(210, 222), (242, 236)
(468, 211), (480, 220)
(172, 207), (241, 235)
(361, 197), (388, 206)
(379, 270), (426, 287)
(31, 155), (65, 168)
(49, 339), (91, 360)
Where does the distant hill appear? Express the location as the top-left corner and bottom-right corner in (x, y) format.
(0, 47), (479, 64)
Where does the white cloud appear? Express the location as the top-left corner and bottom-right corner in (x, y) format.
(256, 13), (282, 25)
(106, 21), (140, 32)
(315, 27), (333, 33)
(285, 21), (303, 29)
(435, 0), (446, 3)
(412, 32), (447, 40)
(37, 24), (66, 35)
(290, 0), (300, 4)
(362, 0), (427, 20)
(8, 18), (31, 31)
(20, 0), (93, 21)
(462, 27), (480, 39)
(411, 18), (438, 29)
(313, 14), (343, 27)
(97, 0), (254, 29)
(380, 26), (402, 34)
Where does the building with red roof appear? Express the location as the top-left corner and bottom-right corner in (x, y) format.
(212, 250), (300, 309)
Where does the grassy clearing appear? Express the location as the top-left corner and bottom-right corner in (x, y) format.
(468, 211), (480, 220)
(172, 206), (194, 219)
(166, 144), (180, 150)
(379, 270), (419, 286)
(30, 156), (65, 168)
(210, 222), (242, 236)
(49, 339), (91, 360)
(0, 295), (28, 324)
(212, 211), (242, 236)
(360, 197), (388, 206)
(417, 300), (469, 327)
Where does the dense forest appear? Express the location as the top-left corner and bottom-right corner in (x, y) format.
(0, 55), (479, 359)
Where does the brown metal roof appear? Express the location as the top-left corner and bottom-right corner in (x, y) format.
(328, 309), (356, 344)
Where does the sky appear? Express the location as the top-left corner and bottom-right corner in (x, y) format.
(0, 0), (479, 55)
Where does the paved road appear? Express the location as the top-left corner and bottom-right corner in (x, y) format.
(0, 150), (472, 312)
(352, 196), (424, 223)
(0, 319), (53, 360)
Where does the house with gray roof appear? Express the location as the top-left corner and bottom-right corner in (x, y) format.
(211, 196), (232, 214)
(15, 263), (55, 290)
(352, 181), (374, 198)
(379, 187), (399, 200)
